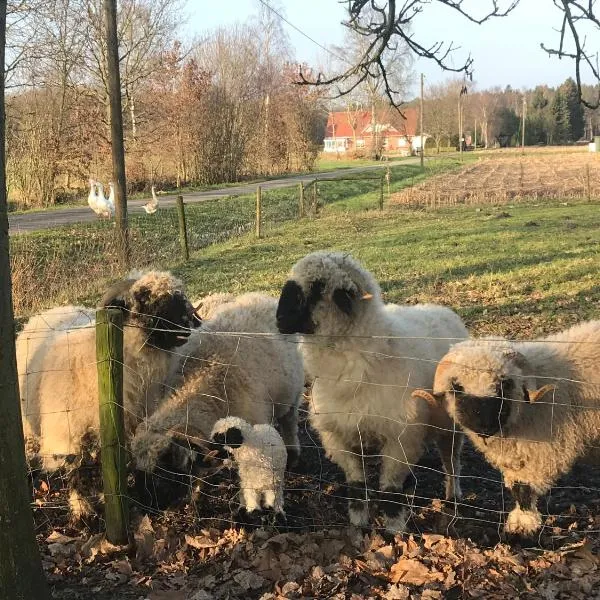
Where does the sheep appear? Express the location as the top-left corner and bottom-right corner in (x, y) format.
(131, 292), (304, 509)
(413, 321), (600, 536)
(193, 292), (236, 320)
(210, 416), (287, 516)
(275, 251), (468, 533)
(17, 270), (201, 518)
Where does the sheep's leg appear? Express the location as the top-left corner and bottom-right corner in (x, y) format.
(378, 427), (426, 534)
(277, 403), (301, 468)
(434, 429), (464, 500)
(241, 486), (261, 513)
(318, 429), (369, 526)
(504, 482), (541, 536)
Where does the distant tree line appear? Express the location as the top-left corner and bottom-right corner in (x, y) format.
(420, 77), (593, 151)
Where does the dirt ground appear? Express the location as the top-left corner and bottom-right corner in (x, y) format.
(392, 153), (600, 207)
(35, 403), (600, 600)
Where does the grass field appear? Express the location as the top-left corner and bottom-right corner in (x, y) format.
(11, 158), (465, 317)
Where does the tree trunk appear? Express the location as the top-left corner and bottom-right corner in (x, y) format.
(104, 0), (129, 268)
(0, 0), (50, 594)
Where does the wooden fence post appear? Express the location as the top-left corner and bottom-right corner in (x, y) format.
(298, 182), (304, 218)
(96, 308), (129, 546)
(379, 175), (384, 210)
(312, 178), (318, 215)
(256, 186), (262, 238)
(586, 163), (591, 201)
(386, 166), (391, 195)
(176, 195), (189, 261)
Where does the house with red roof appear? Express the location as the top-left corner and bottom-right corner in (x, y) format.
(323, 107), (425, 155)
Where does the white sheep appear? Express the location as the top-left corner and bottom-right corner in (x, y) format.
(131, 292), (304, 508)
(414, 321), (600, 536)
(17, 270), (200, 517)
(275, 251), (468, 533)
(211, 416), (287, 515)
(192, 292), (236, 320)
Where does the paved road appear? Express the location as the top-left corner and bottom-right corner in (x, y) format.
(8, 159), (424, 234)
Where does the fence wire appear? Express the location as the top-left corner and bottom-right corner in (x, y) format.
(16, 308), (600, 555)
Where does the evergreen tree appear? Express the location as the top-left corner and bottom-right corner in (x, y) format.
(561, 77), (585, 140)
(551, 89), (571, 143)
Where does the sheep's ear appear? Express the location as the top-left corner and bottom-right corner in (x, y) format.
(100, 278), (136, 312)
(332, 287), (355, 316)
(411, 389), (440, 408)
(526, 384), (556, 404)
(132, 285), (152, 310)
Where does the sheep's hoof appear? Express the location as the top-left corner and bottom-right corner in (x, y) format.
(504, 507), (541, 536)
(235, 507), (263, 529)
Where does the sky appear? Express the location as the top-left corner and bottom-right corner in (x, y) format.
(184, 0), (594, 99)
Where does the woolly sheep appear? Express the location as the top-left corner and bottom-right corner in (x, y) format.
(414, 321), (600, 536)
(210, 416), (287, 515)
(275, 251), (468, 533)
(131, 292), (304, 508)
(17, 270), (201, 517)
(193, 292), (236, 320)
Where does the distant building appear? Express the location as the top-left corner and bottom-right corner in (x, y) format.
(323, 108), (425, 155)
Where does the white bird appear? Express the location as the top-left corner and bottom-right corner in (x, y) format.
(143, 185), (159, 214)
(95, 182), (115, 218)
(87, 178), (100, 214)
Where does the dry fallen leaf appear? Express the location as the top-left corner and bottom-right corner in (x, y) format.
(390, 558), (443, 586)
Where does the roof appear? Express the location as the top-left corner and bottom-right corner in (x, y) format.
(325, 107), (418, 139)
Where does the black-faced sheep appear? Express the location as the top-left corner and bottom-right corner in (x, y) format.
(414, 321), (600, 536)
(275, 251), (468, 533)
(131, 292), (304, 509)
(211, 416), (287, 516)
(17, 270), (200, 517)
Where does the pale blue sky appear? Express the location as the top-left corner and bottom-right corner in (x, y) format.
(184, 1), (592, 97)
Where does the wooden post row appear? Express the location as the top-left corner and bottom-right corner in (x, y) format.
(96, 308), (129, 546)
(176, 195), (190, 261)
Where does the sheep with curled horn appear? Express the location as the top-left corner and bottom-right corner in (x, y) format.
(17, 270), (201, 519)
(413, 321), (600, 536)
(275, 251), (468, 533)
(131, 292), (304, 510)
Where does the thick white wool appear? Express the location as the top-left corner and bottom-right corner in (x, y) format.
(279, 251), (468, 531)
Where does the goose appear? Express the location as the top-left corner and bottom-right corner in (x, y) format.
(87, 179), (100, 214)
(143, 185), (159, 214)
(95, 182), (115, 218)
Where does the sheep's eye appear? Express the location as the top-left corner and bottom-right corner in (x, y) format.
(450, 379), (463, 394)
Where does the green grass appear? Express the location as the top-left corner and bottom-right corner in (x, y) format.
(176, 198), (600, 339)
(12, 154), (598, 339)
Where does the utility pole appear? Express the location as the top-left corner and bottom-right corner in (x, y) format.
(474, 119), (477, 150)
(459, 84), (468, 159)
(104, 0), (129, 268)
(420, 72), (424, 169)
(521, 95), (527, 153)
(0, 0), (51, 593)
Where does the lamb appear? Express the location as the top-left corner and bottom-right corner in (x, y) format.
(210, 416), (287, 516)
(275, 251), (468, 533)
(413, 321), (600, 536)
(131, 292), (304, 508)
(17, 270), (201, 517)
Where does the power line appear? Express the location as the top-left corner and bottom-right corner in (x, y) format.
(256, 0), (349, 65)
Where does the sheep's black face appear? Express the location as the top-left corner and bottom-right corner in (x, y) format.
(135, 439), (204, 510)
(276, 279), (325, 334)
(452, 379), (513, 438)
(133, 287), (201, 350)
(211, 427), (244, 451)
